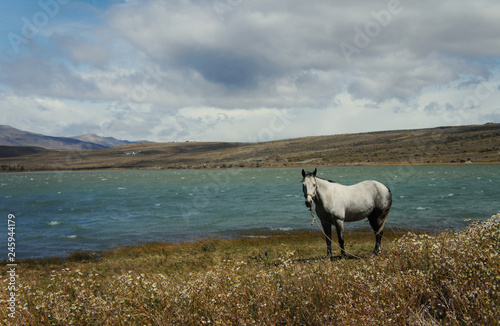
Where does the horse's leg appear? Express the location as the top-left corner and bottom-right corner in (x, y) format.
(333, 220), (346, 258)
(321, 221), (332, 258)
(374, 230), (383, 255)
(368, 208), (388, 255)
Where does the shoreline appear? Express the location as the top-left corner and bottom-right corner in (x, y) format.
(2, 226), (435, 264)
(1, 161), (499, 174)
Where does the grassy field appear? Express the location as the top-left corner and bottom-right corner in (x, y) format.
(1, 213), (499, 325)
(1, 123), (499, 171)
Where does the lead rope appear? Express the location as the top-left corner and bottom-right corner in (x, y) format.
(309, 205), (364, 260)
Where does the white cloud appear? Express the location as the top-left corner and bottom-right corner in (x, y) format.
(0, 0), (499, 141)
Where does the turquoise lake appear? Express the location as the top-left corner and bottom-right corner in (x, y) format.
(1, 165), (499, 259)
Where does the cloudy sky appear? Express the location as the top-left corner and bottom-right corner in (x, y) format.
(1, 0), (499, 142)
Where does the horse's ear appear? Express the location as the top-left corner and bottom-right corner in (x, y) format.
(313, 168), (317, 177)
(302, 169), (306, 177)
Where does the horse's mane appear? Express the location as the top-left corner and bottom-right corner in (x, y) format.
(302, 170), (335, 183)
(317, 176), (336, 183)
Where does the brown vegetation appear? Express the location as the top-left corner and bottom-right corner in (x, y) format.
(1, 214), (499, 325)
(0, 123), (499, 171)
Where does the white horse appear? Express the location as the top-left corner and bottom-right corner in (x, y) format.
(302, 168), (392, 257)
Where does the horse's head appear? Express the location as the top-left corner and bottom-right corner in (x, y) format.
(301, 168), (317, 208)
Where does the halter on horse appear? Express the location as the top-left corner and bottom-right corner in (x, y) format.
(302, 168), (392, 257)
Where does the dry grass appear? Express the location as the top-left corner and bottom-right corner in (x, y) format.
(2, 123), (499, 171)
(1, 215), (500, 325)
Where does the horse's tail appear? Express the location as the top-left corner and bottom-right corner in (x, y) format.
(375, 185), (392, 235)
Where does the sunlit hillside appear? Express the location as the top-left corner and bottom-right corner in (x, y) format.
(1, 123), (498, 172)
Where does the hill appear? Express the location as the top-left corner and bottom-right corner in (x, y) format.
(0, 123), (498, 171)
(0, 125), (133, 150)
(72, 134), (136, 147)
(0, 145), (49, 158)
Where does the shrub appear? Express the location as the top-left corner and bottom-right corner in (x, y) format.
(2, 213), (499, 325)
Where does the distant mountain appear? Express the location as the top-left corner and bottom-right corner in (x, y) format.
(0, 125), (123, 150)
(72, 134), (133, 148)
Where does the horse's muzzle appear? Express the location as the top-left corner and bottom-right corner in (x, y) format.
(305, 200), (312, 208)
